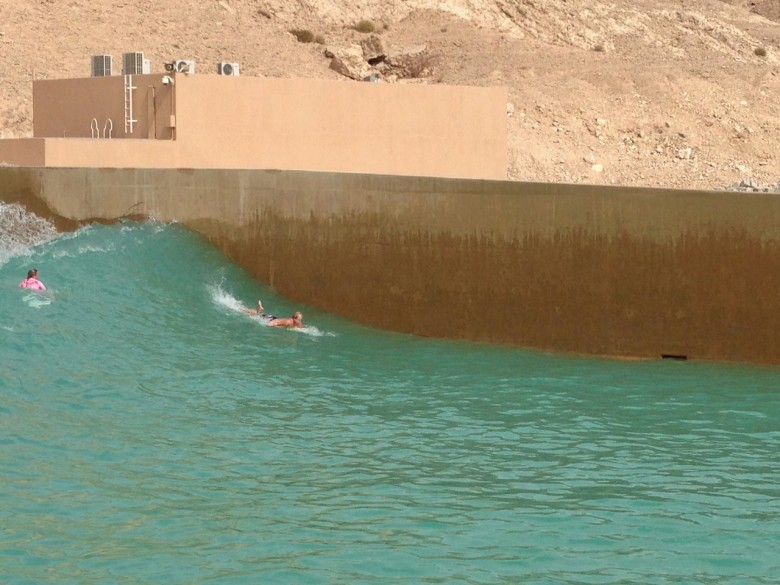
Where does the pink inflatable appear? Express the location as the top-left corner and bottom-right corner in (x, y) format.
(19, 278), (46, 291)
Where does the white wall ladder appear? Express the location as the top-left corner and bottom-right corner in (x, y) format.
(124, 75), (137, 134)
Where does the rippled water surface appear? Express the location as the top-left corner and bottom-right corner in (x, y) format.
(2, 204), (779, 584)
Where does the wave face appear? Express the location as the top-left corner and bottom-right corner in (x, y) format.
(2, 202), (779, 584)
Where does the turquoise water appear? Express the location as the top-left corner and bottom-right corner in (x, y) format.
(2, 202), (779, 584)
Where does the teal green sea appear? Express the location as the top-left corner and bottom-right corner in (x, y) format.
(1, 202), (779, 584)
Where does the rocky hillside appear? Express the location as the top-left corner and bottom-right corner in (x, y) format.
(1, 0), (778, 190)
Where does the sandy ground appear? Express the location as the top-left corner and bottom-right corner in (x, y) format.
(1, 0), (778, 190)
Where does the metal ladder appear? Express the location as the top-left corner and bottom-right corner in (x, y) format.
(124, 75), (137, 134)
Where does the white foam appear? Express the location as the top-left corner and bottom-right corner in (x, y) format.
(207, 284), (247, 313)
(295, 325), (335, 338)
(116, 219), (168, 235)
(78, 244), (116, 255)
(22, 291), (53, 309)
(49, 243), (115, 260)
(0, 203), (58, 266)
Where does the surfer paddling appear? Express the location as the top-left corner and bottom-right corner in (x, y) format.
(268, 311), (304, 329)
(19, 268), (46, 291)
(242, 300), (304, 329)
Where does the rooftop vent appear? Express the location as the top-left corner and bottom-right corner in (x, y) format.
(122, 52), (150, 75)
(217, 62), (239, 76)
(91, 55), (112, 77)
(166, 59), (195, 74)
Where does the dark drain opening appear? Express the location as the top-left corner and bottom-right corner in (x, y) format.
(661, 353), (688, 361)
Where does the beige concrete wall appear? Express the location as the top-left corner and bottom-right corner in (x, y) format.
(0, 137), (178, 169)
(3, 166), (780, 366)
(44, 138), (179, 168)
(0, 138), (45, 166)
(25, 75), (506, 179)
(173, 75), (507, 179)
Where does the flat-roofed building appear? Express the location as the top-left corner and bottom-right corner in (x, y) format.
(0, 69), (507, 180)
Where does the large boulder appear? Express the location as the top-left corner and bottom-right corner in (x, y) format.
(385, 45), (434, 78)
(328, 45), (374, 80)
(360, 34), (386, 62)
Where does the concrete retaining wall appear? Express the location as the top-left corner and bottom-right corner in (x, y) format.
(3, 166), (780, 365)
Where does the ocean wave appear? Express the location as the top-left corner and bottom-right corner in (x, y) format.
(0, 202), (58, 266)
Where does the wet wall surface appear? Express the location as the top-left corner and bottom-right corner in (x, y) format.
(4, 167), (780, 365)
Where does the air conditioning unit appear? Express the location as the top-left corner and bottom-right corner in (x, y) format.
(217, 62), (240, 76)
(91, 54), (112, 77)
(174, 59), (196, 74)
(122, 52), (148, 75)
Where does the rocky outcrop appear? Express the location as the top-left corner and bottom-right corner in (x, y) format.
(328, 46), (374, 80)
(722, 178), (780, 193)
(326, 37), (435, 82)
(359, 34), (386, 63)
(384, 45), (434, 79)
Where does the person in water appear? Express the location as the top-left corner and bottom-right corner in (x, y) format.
(243, 300), (303, 328)
(19, 268), (46, 291)
(268, 311), (304, 329)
